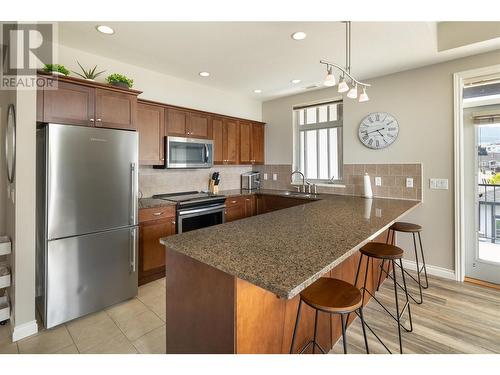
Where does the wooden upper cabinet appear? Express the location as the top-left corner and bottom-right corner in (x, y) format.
(95, 89), (137, 130)
(239, 121), (265, 165)
(188, 112), (210, 138)
(137, 102), (165, 166)
(251, 123), (265, 164)
(41, 81), (95, 126)
(212, 117), (224, 164)
(239, 121), (252, 164)
(166, 109), (210, 138)
(166, 108), (188, 136)
(223, 118), (239, 164)
(37, 74), (141, 131)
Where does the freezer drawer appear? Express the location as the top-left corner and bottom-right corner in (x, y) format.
(42, 227), (138, 328)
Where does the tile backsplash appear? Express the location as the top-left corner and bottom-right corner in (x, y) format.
(139, 165), (253, 198)
(255, 163), (422, 201)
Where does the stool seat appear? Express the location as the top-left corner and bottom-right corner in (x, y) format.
(301, 278), (362, 314)
(360, 242), (404, 260)
(390, 222), (422, 233)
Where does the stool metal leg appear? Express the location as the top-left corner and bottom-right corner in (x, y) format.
(391, 259), (403, 354)
(289, 299), (303, 354)
(376, 259), (386, 291)
(312, 309), (319, 354)
(340, 314), (348, 354)
(411, 232), (424, 304)
(358, 308), (369, 354)
(399, 258), (413, 333)
(418, 232), (429, 289)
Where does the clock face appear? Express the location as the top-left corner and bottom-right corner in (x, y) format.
(358, 112), (399, 149)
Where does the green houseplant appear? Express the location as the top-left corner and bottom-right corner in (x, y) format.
(105, 73), (134, 89)
(72, 61), (105, 81)
(43, 64), (70, 76)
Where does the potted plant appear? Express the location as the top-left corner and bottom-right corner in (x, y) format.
(43, 64), (70, 76)
(105, 73), (134, 89)
(72, 61), (105, 81)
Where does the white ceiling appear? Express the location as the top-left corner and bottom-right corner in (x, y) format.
(58, 22), (500, 101)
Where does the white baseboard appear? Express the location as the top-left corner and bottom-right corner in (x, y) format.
(12, 320), (38, 342)
(402, 259), (456, 280)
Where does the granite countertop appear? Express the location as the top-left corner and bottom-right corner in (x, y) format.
(138, 189), (310, 209)
(139, 197), (176, 209)
(161, 191), (420, 299)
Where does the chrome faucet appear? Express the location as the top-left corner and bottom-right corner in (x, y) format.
(291, 170), (306, 192)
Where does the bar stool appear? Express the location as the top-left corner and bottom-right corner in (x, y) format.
(289, 278), (369, 354)
(377, 222), (429, 304)
(354, 242), (413, 354)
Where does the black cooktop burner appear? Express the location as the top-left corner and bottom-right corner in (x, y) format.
(152, 191), (225, 205)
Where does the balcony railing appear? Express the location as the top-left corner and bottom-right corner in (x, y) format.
(478, 183), (500, 243)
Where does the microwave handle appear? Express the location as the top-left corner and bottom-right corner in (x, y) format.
(204, 144), (209, 163)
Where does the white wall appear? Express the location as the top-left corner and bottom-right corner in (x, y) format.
(56, 44), (262, 121)
(262, 49), (500, 271)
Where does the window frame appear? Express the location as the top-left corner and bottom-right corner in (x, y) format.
(293, 100), (344, 184)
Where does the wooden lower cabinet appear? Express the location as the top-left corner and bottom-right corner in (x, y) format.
(165, 230), (389, 354)
(225, 195), (256, 222)
(256, 195), (311, 215)
(139, 206), (176, 285)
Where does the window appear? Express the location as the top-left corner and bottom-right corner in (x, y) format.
(293, 100), (343, 183)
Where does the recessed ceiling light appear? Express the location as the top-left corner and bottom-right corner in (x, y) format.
(291, 31), (307, 40)
(199, 71), (210, 77)
(253, 89), (262, 94)
(291, 79), (301, 84)
(96, 25), (114, 35)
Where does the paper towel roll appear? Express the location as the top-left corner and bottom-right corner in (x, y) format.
(363, 173), (373, 199)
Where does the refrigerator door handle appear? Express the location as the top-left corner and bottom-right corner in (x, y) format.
(130, 162), (137, 225)
(130, 227), (137, 273)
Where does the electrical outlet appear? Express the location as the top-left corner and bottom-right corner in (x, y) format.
(273, 173), (278, 181)
(406, 177), (414, 188)
(375, 177), (382, 186)
(429, 178), (448, 190)
(263, 173), (268, 180)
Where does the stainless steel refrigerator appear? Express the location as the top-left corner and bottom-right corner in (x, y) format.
(36, 123), (139, 328)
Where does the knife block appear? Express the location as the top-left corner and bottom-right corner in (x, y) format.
(209, 180), (219, 194)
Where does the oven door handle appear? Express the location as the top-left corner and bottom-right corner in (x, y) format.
(178, 204), (226, 218)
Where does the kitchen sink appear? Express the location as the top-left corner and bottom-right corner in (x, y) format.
(279, 191), (316, 199)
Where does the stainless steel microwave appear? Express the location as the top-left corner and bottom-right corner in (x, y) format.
(156, 136), (213, 169)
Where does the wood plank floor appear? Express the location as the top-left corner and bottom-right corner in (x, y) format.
(331, 271), (500, 354)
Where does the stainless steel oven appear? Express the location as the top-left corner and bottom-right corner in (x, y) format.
(164, 136), (213, 169)
(177, 201), (225, 233)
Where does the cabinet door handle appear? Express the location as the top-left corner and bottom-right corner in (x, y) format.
(89, 118), (95, 122)
(231, 200), (237, 204)
(171, 220), (176, 225)
(96, 118), (102, 122)
(152, 212), (164, 216)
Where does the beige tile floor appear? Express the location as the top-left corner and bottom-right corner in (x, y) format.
(0, 277), (166, 354)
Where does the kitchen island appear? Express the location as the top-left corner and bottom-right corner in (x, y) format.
(161, 192), (420, 354)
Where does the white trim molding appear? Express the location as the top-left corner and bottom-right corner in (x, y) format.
(12, 320), (38, 342)
(453, 63), (500, 283)
(402, 259), (456, 281)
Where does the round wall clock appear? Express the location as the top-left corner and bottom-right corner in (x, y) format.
(358, 112), (399, 150)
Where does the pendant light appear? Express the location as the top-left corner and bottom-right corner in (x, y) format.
(319, 22), (371, 103)
(347, 84), (358, 99)
(324, 66), (336, 87)
(359, 87), (369, 102)
(338, 75), (349, 93)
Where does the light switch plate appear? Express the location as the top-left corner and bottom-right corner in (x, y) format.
(430, 178), (448, 190)
(263, 173), (268, 180)
(272, 173), (278, 181)
(406, 177), (414, 188)
(375, 177), (382, 186)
